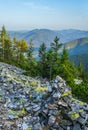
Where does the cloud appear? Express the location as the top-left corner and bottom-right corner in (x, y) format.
(22, 1), (54, 12)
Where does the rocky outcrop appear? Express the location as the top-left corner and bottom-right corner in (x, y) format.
(0, 62), (88, 130)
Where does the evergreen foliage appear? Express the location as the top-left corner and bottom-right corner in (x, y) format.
(38, 43), (47, 78)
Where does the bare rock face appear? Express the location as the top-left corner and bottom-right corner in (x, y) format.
(0, 62), (88, 130)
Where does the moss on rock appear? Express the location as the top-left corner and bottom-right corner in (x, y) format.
(62, 91), (71, 97)
(35, 87), (48, 93)
(26, 127), (32, 130)
(69, 111), (80, 120)
(30, 81), (37, 87)
(9, 108), (26, 118)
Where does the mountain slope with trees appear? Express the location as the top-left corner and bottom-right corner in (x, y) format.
(64, 37), (88, 70)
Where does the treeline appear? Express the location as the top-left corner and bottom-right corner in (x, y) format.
(0, 26), (88, 102)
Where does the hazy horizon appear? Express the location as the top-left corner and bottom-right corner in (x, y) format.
(0, 0), (88, 30)
(6, 28), (88, 31)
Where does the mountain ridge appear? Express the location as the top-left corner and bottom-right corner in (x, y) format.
(8, 29), (88, 47)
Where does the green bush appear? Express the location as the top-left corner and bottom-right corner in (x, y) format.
(71, 82), (88, 103)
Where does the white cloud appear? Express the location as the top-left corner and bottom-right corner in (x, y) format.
(22, 1), (54, 12)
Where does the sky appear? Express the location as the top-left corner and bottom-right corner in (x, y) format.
(0, 0), (88, 30)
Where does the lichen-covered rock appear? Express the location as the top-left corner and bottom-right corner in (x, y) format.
(0, 62), (88, 130)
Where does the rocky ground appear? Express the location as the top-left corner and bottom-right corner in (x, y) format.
(0, 62), (88, 130)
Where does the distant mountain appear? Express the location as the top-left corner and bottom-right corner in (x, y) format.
(64, 37), (88, 70)
(65, 37), (88, 55)
(8, 29), (88, 47)
(8, 29), (57, 47)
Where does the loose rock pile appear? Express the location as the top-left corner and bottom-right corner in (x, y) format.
(0, 62), (88, 130)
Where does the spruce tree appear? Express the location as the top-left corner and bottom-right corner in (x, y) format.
(50, 36), (62, 61)
(77, 61), (84, 78)
(27, 39), (37, 77)
(0, 26), (6, 61)
(4, 34), (12, 62)
(38, 43), (47, 78)
(60, 47), (77, 85)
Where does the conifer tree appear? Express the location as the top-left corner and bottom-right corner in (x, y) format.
(38, 43), (47, 78)
(0, 25), (6, 61)
(4, 34), (12, 62)
(46, 49), (54, 80)
(61, 46), (69, 63)
(19, 39), (28, 68)
(60, 47), (77, 85)
(27, 39), (37, 76)
(50, 36), (62, 61)
(77, 61), (84, 78)
(0, 26), (13, 63)
(27, 39), (34, 61)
